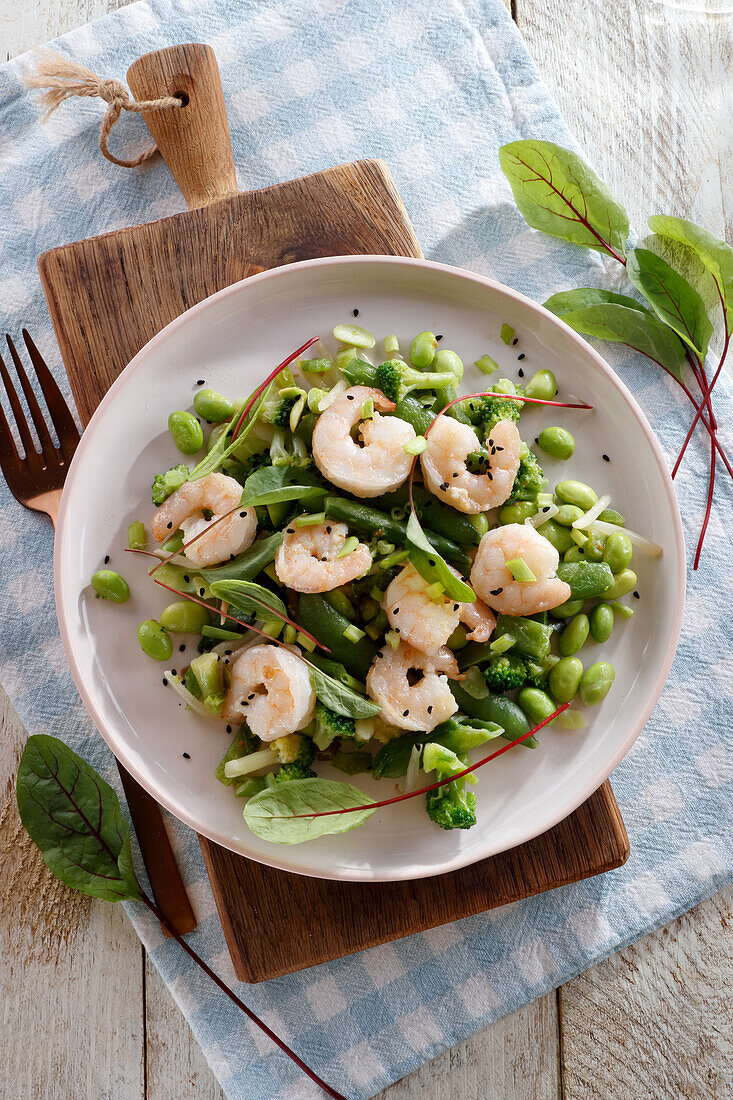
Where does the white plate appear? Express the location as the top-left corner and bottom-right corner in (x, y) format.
(55, 256), (685, 882)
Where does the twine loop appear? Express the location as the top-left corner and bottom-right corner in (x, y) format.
(23, 49), (183, 168)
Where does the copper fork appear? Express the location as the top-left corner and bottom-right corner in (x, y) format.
(0, 330), (196, 935)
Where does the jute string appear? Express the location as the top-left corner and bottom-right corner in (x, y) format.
(23, 49), (183, 168)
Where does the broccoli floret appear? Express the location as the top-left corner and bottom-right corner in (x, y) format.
(151, 463), (189, 505)
(270, 428), (311, 468)
(240, 450), (272, 477)
(423, 743), (476, 831)
(258, 387), (305, 429)
(483, 653), (527, 692)
(508, 450), (545, 502)
(459, 379), (524, 435)
(312, 702), (356, 751)
(272, 762), (317, 782)
(465, 448), (491, 475)
(271, 733), (316, 766)
(375, 359), (459, 404)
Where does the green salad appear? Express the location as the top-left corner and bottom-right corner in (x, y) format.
(91, 324), (660, 844)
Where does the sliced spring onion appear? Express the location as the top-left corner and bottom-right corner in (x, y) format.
(490, 633), (516, 653)
(295, 512), (326, 527)
(370, 585), (384, 602)
(475, 354), (499, 376)
(425, 581), (445, 601)
(361, 397), (375, 420)
(316, 379), (348, 411)
(289, 393), (306, 432)
(571, 494), (612, 530)
(500, 323), (515, 345)
(505, 557), (537, 582)
(526, 502), (558, 528)
(163, 671), (213, 718)
(355, 717), (375, 742)
(336, 535), (359, 559)
(385, 630), (401, 651)
(588, 520), (663, 556)
(283, 624), (297, 644)
(384, 334), (400, 355)
(260, 619), (284, 639)
(536, 492), (554, 508)
(224, 748), (279, 779)
(612, 599), (635, 619)
(404, 743), (423, 793)
(378, 549), (410, 570)
(307, 387), (327, 411)
(299, 357), (332, 373)
(403, 435), (428, 456)
(519, 442), (530, 459)
(570, 528), (588, 546)
(377, 540), (395, 555)
(343, 623), (366, 643)
(333, 323), (376, 349)
(296, 630), (317, 651)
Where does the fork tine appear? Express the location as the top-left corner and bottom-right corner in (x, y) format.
(5, 335), (56, 460)
(0, 348), (39, 465)
(0, 386), (23, 484)
(21, 330), (81, 460)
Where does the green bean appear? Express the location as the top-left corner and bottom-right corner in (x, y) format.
(538, 427), (575, 460)
(523, 369), (557, 401)
(333, 323), (375, 349)
(376, 486), (480, 548)
(494, 613), (552, 658)
(160, 600), (211, 634)
(450, 682), (536, 747)
(549, 598), (585, 619)
(447, 624), (468, 650)
(384, 334), (400, 356)
(611, 599), (634, 620)
(590, 602), (615, 643)
(537, 519), (576, 555)
(499, 500), (537, 525)
(602, 569), (637, 600)
(603, 532), (633, 574)
(323, 495), (471, 570)
(579, 661), (615, 705)
(549, 656), (584, 703)
(168, 410), (204, 455)
(598, 508), (625, 526)
(91, 569), (130, 603)
(410, 331), (438, 368)
(559, 613), (590, 656)
(138, 619), (172, 661)
(556, 561), (614, 599)
(518, 687), (557, 726)
(193, 388), (236, 423)
(554, 504), (584, 527)
(434, 348), (464, 382)
(298, 594), (376, 680)
(555, 480), (598, 511)
(325, 589), (356, 620)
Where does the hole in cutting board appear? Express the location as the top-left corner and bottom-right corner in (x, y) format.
(174, 91), (190, 107)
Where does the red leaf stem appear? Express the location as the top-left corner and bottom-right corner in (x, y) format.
(693, 428), (717, 570)
(673, 333), (730, 477)
(439, 390), (593, 413)
(272, 705), (569, 820)
(148, 503), (243, 576)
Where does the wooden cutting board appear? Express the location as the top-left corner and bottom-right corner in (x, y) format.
(39, 43), (629, 982)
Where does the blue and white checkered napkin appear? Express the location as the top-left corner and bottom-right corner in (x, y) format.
(1, 0), (731, 1096)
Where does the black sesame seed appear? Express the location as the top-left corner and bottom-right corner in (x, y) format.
(196, 379), (205, 386)
(542, 506), (550, 512)
(347, 394), (355, 400)
(487, 471), (493, 480)
(436, 334), (443, 341)
(517, 353), (526, 361)
(353, 307), (359, 317)
(633, 591), (640, 599)
(490, 587), (503, 595)
(512, 337), (519, 346)
(162, 678), (168, 686)
(248, 693), (256, 700)
(394, 607), (400, 614)
(452, 472), (459, 478)
(286, 528), (295, 534)
(428, 559), (435, 567)
(239, 511), (247, 518)
(427, 706), (433, 714)
(224, 649), (232, 656)
(171, 669), (177, 676)
(518, 368), (524, 378)
(602, 454), (610, 462)
(453, 603), (459, 611)
(377, 650), (384, 658)
(179, 644), (185, 652)
(403, 709), (409, 717)
(104, 554), (110, 564)
(440, 482), (448, 491)
(183, 752), (190, 759)
(326, 525), (332, 533)
(199, 588), (205, 596)
(167, 522), (173, 529)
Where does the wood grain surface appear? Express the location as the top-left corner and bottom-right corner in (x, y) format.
(1, 0), (731, 1096)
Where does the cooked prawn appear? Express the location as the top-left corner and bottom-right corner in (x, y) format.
(382, 563), (495, 655)
(470, 523), (571, 615)
(366, 641), (458, 733)
(275, 521), (372, 592)
(151, 472), (257, 567)
(312, 385), (416, 497)
(222, 644), (315, 740)
(420, 417), (521, 513)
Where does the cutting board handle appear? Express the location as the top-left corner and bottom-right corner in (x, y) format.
(127, 44), (237, 210)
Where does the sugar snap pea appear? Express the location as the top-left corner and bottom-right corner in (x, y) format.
(298, 594), (376, 680)
(324, 495), (471, 570)
(556, 561), (614, 599)
(450, 682), (536, 747)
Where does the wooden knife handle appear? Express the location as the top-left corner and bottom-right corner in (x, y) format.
(127, 43), (237, 211)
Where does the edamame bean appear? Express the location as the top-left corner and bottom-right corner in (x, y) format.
(583, 532), (606, 561)
(602, 568), (637, 600)
(579, 661), (615, 705)
(138, 619), (172, 661)
(91, 569), (130, 603)
(563, 546), (585, 563)
(518, 687), (556, 726)
(548, 656), (584, 703)
(410, 331), (438, 368)
(603, 532), (633, 574)
(193, 388), (235, 423)
(560, 613), (590, 656)
(333, 323), (375, 349)
(555, 480), (598, 511)
(554, 504), (584, 527)
(538, 427), (575, 461)
(536, 519), (575, 554)
(598, 508), (625, 526)
(499, 500), (537, 525)
(127, 521), (146, 550)
(549, 598), (585, 619)
(168, 410), (204, 455)
(160, 600), (211, 634)
(590, 602), (614, 643)
(524, 368), (557, 401)
(434, 348), (464, 381)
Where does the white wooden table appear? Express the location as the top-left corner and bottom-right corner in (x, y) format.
(1, 1), (731, 1097)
